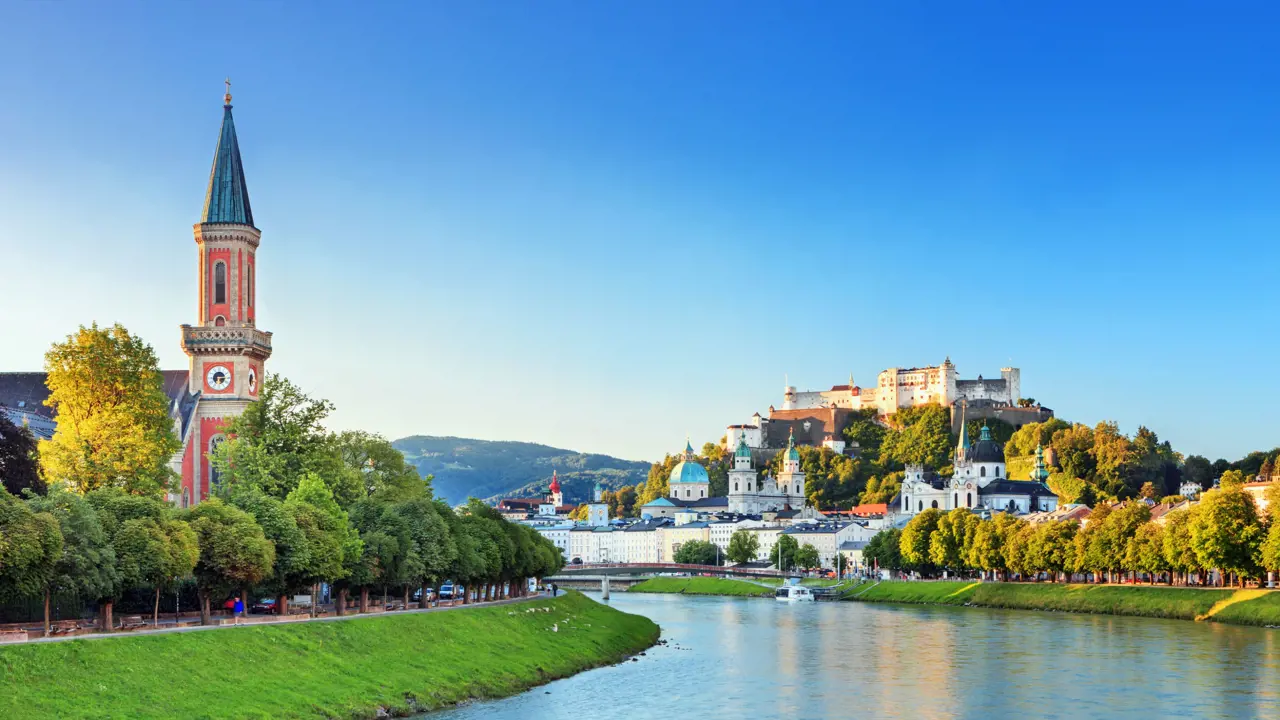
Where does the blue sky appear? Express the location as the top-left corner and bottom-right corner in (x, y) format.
(1, 2), (1276, 463)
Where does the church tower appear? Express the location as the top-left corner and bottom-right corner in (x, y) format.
(178, 82), (273, 505)
(776, 430), (807, 508)
(728, 434), (756, 513)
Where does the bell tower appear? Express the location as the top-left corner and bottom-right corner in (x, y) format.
(179, 80), (273, 504)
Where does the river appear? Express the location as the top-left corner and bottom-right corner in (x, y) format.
(429, 592), (1280, 719)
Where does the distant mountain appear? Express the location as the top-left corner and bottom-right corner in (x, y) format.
(392, 435), (652, 506)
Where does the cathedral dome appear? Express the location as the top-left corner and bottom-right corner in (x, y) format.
(670, 460), (709, 485)
(968, 425), (1005, 464)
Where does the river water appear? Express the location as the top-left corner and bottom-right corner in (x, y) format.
(430, 592), (1280, 720)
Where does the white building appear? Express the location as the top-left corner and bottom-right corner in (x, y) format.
(533, 523), (573, 560)
(709, 516), (766, 557)
(784, 522), (869, 570)
(727, 433), (808, 514)
(900, 425), (1057, 517)
(781, 359), (1020, 416)
(621, 518), (669, 564)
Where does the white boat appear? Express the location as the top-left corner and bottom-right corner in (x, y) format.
(774, 585), (815, 602)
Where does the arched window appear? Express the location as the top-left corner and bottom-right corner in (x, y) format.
(734, 482), (738, 492)
(953, 493), (958, 507)
(685, 488), (690, 498)
(207, 435), (226, 488)
(700, 489), (705, 498)
(980, 466), (987, 477)
(214, 316), (226, 327)
(213, 262), (226, 304)
(995, 466), (1001, 477)
(918, 500), (923, 512)
(247, 263), (253, 308)
(967, 492), (972, 507)
(931, 500), (939, 509)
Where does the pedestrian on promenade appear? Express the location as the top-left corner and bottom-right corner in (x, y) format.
(551, 583), (558, 597)
(233, 596), (245, 624)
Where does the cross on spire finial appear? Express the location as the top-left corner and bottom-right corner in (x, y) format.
(224, 77), (232, 106)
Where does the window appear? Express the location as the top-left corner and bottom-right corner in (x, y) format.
(918, 500), (923, 512)
(995, 466), (1001, 477)
(734, 482), (738, 492)
(214, 316), (226, 327)
(980, 466), (987, 477)
(967, 492), (972, 507)
(931, 500), (939, 509)
(247, 263), (253, 308)
(953, 493), (958, 507)
(213, 261), (227, 304)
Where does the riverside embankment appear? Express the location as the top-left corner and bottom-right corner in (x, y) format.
(0, 591), (658, 719)
(848, 580), (1280, 627)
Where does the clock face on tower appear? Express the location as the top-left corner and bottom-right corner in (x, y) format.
(206, 365), (232, 392)
(248, 366), (258, 394)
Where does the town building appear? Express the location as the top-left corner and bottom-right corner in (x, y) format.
(899, 424), (1058, 517)
(660, 521), (711, 563)
(0, 87), (270, 508)
(784, 521), (878, 570)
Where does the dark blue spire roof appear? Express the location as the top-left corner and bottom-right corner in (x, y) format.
(202, 102), (254, 226)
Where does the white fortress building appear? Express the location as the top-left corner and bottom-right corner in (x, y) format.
(783, 358), (1019, 415)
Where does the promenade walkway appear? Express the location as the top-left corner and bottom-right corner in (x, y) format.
(16, 592), (549, 645)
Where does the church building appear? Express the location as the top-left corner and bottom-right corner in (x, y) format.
(0, 84), (270, 508)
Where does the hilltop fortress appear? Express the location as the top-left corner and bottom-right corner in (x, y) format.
(726, 359), (1053, 456)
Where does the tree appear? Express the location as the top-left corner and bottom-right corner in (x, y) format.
(0, 489), (63, 632)
(1182, 455), (1214, 491)
(179, 498), (276, 624)
(842, 409), (887, 462)
(114, 516), (198, 624)
(0, 413), (43, 496)
(1005, 418), (1071, 458)
(859, 472), (903, 505)
(929, 508), (978, 573)
(880, 405), (953, 471)
(1189, 487), (1264, 587)
(863, 528), (904, 572)
(674, 540), (721, 566)
(900, 508), (943, 570)
(1125, 522), (1166, 584)
(794, 543), (821, 571)
(615, 486), (638, 518)
(39, 323), (179, 495)
(1004, 524), (1036, 579)
(1162, 509), (1200, 585)
(1218, 469), (1246, 490)
(333, 430), (430, 501)
(209, 374), (359, 506)
(286, 473), (363, 612)
(1028, 521), (1077, 582)
(726, 530), (761, 565)
(227, 485), (311, 614)
(24, 488), (118, 634)
(771, 535), (800, 571)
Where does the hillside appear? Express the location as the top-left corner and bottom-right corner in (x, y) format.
(392, 435), (651, 506)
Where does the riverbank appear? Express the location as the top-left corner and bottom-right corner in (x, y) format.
(0, 591), (659, 719)
(628, 577), (773, 597)
(847, 581), (1280, 627)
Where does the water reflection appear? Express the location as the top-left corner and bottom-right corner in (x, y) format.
(428, 593), (1280, 720)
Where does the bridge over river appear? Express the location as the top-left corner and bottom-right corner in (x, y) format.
(547, 563), (834, 598)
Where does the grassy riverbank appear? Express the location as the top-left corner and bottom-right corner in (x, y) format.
(0, 592), (658, 719)
(628, 577), (772, 597)
(845, 581), (1280, 625)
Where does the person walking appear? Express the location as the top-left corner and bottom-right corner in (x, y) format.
(233, 596), (245, 624)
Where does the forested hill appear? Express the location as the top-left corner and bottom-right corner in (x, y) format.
(392, 435), (651, 506)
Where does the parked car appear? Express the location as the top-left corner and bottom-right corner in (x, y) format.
(439, 583), (456, 599)
(251, 598), (278, 614)
(411, 588), (435, 602)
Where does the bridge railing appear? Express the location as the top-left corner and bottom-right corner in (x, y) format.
(561, 562), (791, 578)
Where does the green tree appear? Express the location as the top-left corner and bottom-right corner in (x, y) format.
(726, 529), (761, 564)
(334, 430), (430, 501)
(24, 488), (118, 634)
(1162, 509), (1200, 585)
(1218, 469), (1246, 490)
(1028, 521), (1077, 582)
(39, 323), (179, 496)
(674, 540), (721, 566)
(178, 498), (276, 624)
(114, 516), (199, 624)
(859, 472), (903, 505)
(1181, 455), (1214, 491)
(842, 409), (887, 462)
(771, 534), (800, 571)
(1004, 524), (1036, 578)
(209, 374), (359, 506)
(863, 528), (904, 572)
(1124, 522), (1166, 584)
(900, 508), (943, 571)
(0, 413), (44, 496)
(793, 543), (821, 571)
(0, 489), (63, 633)
(1005, 418), (1071, 458)
(226, 485), (311, 613)
(1188, 487), (1264, 587)
(929, 508), (978, 573)
(880, 405), (953, 471)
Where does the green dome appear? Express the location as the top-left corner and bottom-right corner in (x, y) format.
(670, 460), (710, 485)
(735, 435), (752, 459)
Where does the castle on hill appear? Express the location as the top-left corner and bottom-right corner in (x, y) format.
(725, 359), (1053, 457)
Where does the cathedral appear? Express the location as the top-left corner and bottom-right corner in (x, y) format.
(899, 420), (1058, 517)
(0, 84), (269, 508)
(727, 432), (807, 514)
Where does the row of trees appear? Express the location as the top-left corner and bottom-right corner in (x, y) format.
(864, 478), (1280, 587)
(0, 324), (563, 632)
(672, 532), (827, 572)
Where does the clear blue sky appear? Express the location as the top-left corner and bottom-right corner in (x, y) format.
(2, 2), (1276, 463)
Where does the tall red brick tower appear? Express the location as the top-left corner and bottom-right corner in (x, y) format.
(178, 81), (273, 505)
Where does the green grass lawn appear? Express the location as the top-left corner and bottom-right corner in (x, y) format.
(628, 576), (773, 597)
(849, 581), (1245, 622)
(0, 592), (658, 719)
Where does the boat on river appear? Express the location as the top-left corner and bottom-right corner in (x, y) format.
(774, 585), (814, 602)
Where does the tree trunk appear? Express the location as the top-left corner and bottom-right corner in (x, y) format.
(336, 587), (348, 616)
(154, 587), (161, 626)
(278, 593), (289, 617)
(99, 600), (114, 632)
(402, 585), (410, 610)
(43, 588), (51, 637)
(312, 583), (320, 618)
(420, 583), (430, 609)
(359, 587), (369, 613)
(199, 592), (211, 626)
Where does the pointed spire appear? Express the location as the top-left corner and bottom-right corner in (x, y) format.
(955, 403), (970, 462)
(203, 80), (254, 226)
